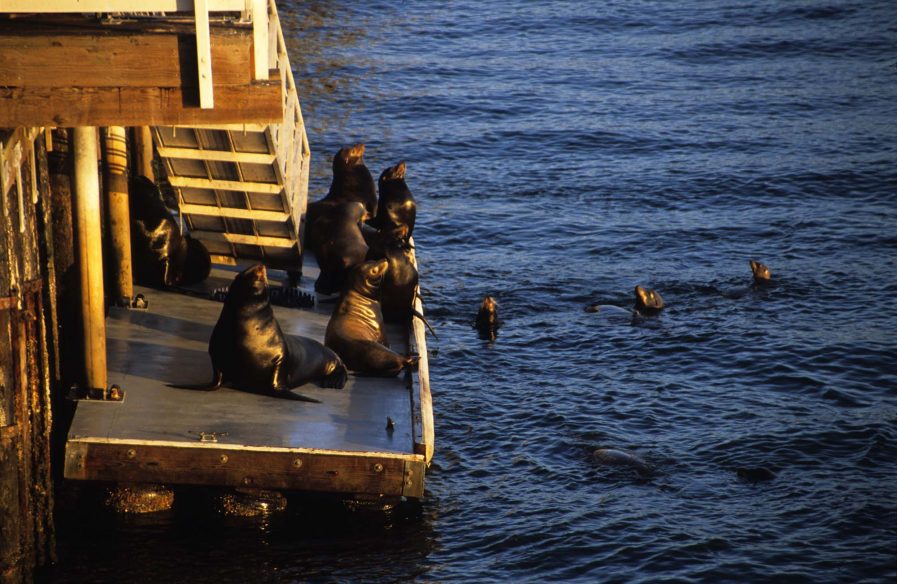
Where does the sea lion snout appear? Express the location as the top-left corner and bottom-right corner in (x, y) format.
(634, 285), (664, 313)
(750, 259), (771, 283)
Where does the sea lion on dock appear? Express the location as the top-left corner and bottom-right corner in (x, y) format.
(475, 296), (501, 340)
(173, 264), (347, 400)
(373, 161), (416, 243)
(750, 260), (771, 284)
(306, 144), (378, 251)
(314, 202), (370, 295)
(129, 176), (210, 287)
(366, 232), (419, 324)
(325, 259), (419, 376)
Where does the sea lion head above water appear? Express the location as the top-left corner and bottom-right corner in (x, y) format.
(750, 259), (771, 284)
(475, 295), (501, 340)
(634, 285), (664, 314)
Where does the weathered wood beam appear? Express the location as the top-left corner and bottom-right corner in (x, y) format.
(0, 78), (283, 128)
(0, 29), (254, 88)
(0, 0), (245, 12)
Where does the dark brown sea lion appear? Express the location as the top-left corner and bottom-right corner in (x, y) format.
(373, 161), (416, 243)
(129, 176), (210, 288)
(475, 296), (501, 340)
(306, 144), (378, 252)
(172, 264), (347, 400)
(366, 232), (419, 323)
(325, 259), (419, 376)
(314, 202), (370, 295)
(750, 259), (771, 284)
(634, 285), (664, 315)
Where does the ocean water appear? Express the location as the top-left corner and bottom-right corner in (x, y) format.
(47, 1), (896, 582)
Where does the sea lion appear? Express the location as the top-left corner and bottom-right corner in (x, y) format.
(325, 259), (419, 376)
(305, 144), (378, 251)
(585, 286), (664, 316)
(372, 161), (416, 243)
(750, 259), (771, 284)
(173, 264), (347, 399)
(366, 232), (419, 323)
(634, 285), (664, 315)
(313, 202), (370, 295)
(474, 296), (501, 340)
(592, 448), (653, 477)
(129, 176), (210, 287)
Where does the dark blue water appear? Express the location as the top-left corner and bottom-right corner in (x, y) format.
(48, 1), (897, 582)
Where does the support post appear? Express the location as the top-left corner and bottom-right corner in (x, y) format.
(134, 127), (155, 182)
(102, 127), (133, 305)
(72, 127), (107, 392)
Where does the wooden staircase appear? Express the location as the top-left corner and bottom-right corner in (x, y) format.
(153, 0), (309, 271)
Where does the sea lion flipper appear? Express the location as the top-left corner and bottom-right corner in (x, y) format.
(410, 308), (438, 339)
(320, 362), (348, 389)
(168, 369), (223, 391)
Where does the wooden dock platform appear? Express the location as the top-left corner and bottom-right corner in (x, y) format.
(64, 260), (433, 499)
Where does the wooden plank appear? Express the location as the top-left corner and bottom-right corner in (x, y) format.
(0, 0), (245, 12)
(0, 29), (254, 89)
(167, 175), (281, 194)
(0, 80), (283, 127)
(180, 203), (288, 222)
(157, 146), (276, 164)
(194, 0), (214, 109)
(195, 231), (296, 247)
(209, 254), (237, 265)
(65, 440), (424, 496)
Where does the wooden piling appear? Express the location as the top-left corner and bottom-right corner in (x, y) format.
(72, 127), (107, 392)
(133, 127), (154, 182)
(102, 127), (133, 304)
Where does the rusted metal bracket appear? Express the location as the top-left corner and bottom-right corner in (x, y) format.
(111, 293), (149, 311)
(188, 430), (228, 443)
(67, 383), (125, 403)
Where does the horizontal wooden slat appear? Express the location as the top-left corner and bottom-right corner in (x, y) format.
(0, 0), (245, 12)
(0, 81), (283, 127)
(64, 440), (426, 498)
(180, 203), (289, 222)
(0, 29), (254, 88)
(157, 146), (276, 164)
(209, 254), (237, 266)
(168, 175), (282, 194)
(195, 231), (297, 248)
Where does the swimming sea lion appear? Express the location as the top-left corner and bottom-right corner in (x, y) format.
(314, 202), (370, 295)
(750, 259), (771, 284)
(173, 264), (347, 399)
(325, 259), (419, 376)
(475, 296), (501, 340)
(373, 161), (416, 243)
(634, 285), (664, 315)
(592, 448), (653, 477)
(129, 176), (210, 287)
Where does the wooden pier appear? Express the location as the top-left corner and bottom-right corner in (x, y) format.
(65, 261), (433, 499)
(0, 5), (434, 577)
